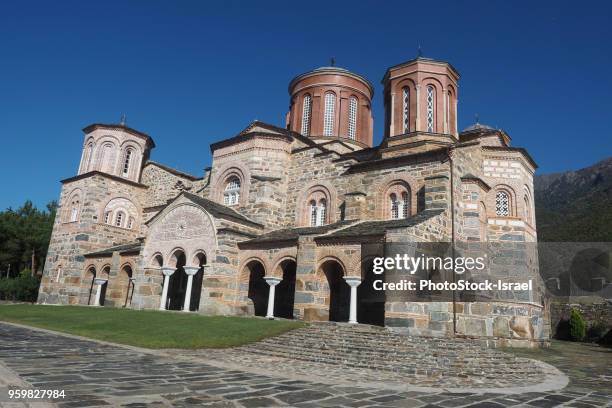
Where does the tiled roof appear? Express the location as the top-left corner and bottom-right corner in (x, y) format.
(315, 209), (445, 241)
(182, 193), (263, 228)
(239, 220), (356, 246)
(85, 242), (142, 257)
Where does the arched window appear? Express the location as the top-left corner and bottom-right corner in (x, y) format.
(223, 177), (241, 206)
(317, 199), (327, 226)
(67, 192), (81, 223)
(426, 85), (435, 132)
(401, 192), (409, 218)
(98, 143), (113, 172)
(348, 96), (358, 140)
(495, 191), (510, 216)
(323, 92), (335, 136)
(445, 91), (450, 132)
(382, 182), (412, 220)
(402, 87), (410, 133)
(389, 192), (410, 220)
(309, 200), (318, 226)
(524, 195), (531, 224)
(301, 94), (312, 136)
(81, 142), (94, 173)
(122, 148), (133, 177)
(115, 211), (125, 227)
(104, 211), (111, 224)
(127, 217), (134, 229)
(390, 193), (399, 219)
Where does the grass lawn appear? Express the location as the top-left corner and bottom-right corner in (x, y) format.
(0, 304), (305, 349)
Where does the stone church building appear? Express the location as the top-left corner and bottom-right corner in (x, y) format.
(39, 56), (549, 345)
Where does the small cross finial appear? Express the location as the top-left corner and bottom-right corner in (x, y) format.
(330, 57), (336, 67)
(475, 113), (480, 124)
(120, 114), (127, 126)
(417, 45), (423, 58)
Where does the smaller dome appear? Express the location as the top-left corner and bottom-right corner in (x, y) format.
(462, 122), (495, 132)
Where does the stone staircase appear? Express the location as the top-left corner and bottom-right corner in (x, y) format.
(231, 322), (542, 383)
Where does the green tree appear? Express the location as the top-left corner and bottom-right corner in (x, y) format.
(0, 200), (56, 277)
(569, 308), (587, 341)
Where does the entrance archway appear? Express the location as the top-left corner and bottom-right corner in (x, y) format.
(167, 251), (187, 310)
(245, 260), (268, 316)
(358, 258), (385, 326)
(121, 265), (134, 308)
(320, 260), (350, 322)
(86, 267), (96, 305)
(274, 259), (296, 319)
(99, 266), (110, 306)
(189, 252), (206, 312)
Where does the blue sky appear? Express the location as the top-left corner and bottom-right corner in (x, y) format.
(1, 0), (610, 210)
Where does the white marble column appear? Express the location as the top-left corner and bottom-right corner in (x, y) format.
(159, 267), (175, 310)
(93, 279), (107, 306)
(182, 266), (199, 312)
(344, 277), (362, 324)
(264, 277), (282, 319)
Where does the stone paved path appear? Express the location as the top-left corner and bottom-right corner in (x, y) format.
(0, 323), (610, 407)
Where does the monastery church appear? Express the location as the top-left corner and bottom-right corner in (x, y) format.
(39, 55), (549, 345)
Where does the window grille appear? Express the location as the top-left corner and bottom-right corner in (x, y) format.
(426, 86), (435, 132)
(495, 191), (510, 216)
(323, 93), (335, 136)
(301, 94), (312, 136)
(348, 97), (358, 139)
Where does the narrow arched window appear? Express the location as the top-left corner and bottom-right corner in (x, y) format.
(317, 199), (327, 226)
(401, 192), (409, 218)
(301, 94), (312, 136)
(309, 200), (318, 226)
(104, 211), (111, 224)
(81, 142), (94, 172)
(323, 92), (335, 136)
(495, 191), (510, 216)
(348, 96), (358, 140)
(426, 85), (435, 132)
(524, 195), (531, 224)
(390, 193), (399, 219)
(122, 148), (133, 177)
(127, 217), (134, 229)
(402, 87), (410, 133)
(115, 211), (124, 227)
(69, 195), (80, 222)
(223, 177), (241, 206)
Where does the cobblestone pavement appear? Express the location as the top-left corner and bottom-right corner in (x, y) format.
(0, 323), (610, 407)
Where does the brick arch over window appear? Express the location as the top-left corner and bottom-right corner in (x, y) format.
(422, 77), (444, 133)
(212, 164), (250, 207)
(63, 188), (83, 223)
(101, 197), (139, 229)
(117, 142), (142, 180)
(392, 78), (417, 135)
(93, 135), (120, 174)
(487, 185), (517, 217)
(297, 182), (337, 226)
(375, 174), (420, 219)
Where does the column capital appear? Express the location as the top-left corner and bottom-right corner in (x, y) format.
(161, 267), (175, 277)
(184, 266), (199, 275)
(264, 277), (282, 286)
(93, 278), (108, 285)
(343, 276), (362, 288)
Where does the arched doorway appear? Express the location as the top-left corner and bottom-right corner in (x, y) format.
(86, 266), (96, 305)
(274, 259), (297, 319)
(358, 258), (385, 326)
(167, 251), (187, 311)
(320, 260), (350, 322)
(245, 260), (268, 316)
(99, 266), (110, 306)
(121, 265), (134, 308)
(189, 252), (206, 312)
